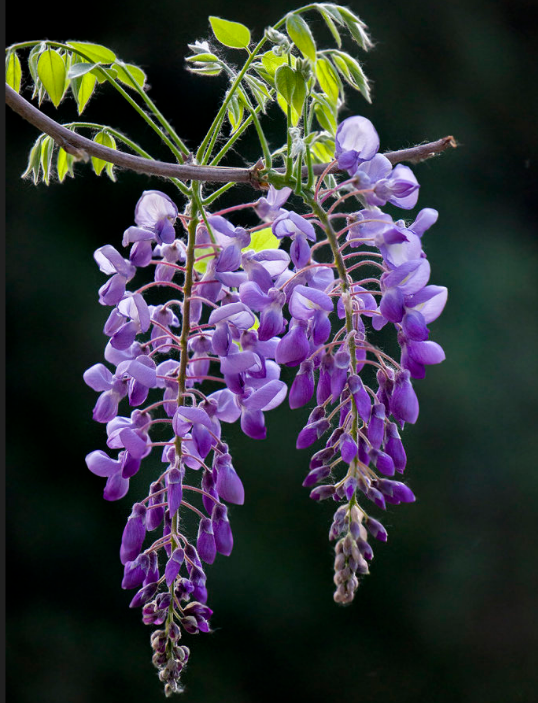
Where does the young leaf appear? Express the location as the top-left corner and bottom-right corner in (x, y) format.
(291, 71), (307, 125)
(67, 41), (116, 64)
(286, 13), (317, 62)
(185, 53), (220, 64)
(227, 94), (244, 135)
(310, 136), (336, 164)
(317, 7), (342, 47)
(6, 51), (22, 93)
(275, 64), (296, 106)
(91, 130), (116, 178)
(114, 62), (147, 89)
(315, 56), (341, 104)
(312, 93), (337, 134)
(77, 72), (97, 114)
(336, 7), (372, 50)
(91, 66), (118, 83)
(209, 17), (251, 49)
(40, 136), (55, 185)
(330, 51), (371, 102)
(67, 62), (98, 79)
(22, 135), (45, 184)
(57, 147), (75, 183)
(37, 49), (67, 107)
(244, 74), (272, 113)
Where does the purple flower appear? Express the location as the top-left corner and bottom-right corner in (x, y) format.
(334, 115), (379, 174)
(127, 190), (179, 245)
(255, 186), (292, 221)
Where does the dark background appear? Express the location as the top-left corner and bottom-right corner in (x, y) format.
(5, 1), (538, 701)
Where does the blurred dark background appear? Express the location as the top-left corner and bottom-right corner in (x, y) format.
(5, 1), (538, 701)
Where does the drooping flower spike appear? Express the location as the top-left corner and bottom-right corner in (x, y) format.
(83, 110), (446, 693)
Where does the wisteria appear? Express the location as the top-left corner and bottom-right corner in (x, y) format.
(7, 5), (453, 695)
(81, 112), (446, 693)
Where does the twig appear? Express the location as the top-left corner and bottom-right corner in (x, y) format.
(6, 84), (457, 186)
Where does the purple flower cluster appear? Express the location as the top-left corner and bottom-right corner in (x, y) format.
(84, 114), (446, 692)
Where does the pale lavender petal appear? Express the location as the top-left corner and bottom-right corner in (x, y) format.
(410, 208), (438, 237)
(406, 285), (447, 323)
(135, 190), (178, 229)
(383, 259), (431, 296)
(84, 364), (113, 392)
(99, 274), (126, 306)
(220, 350), (258, 375)
(208, 302), (255, 329)
(243, 379), (287, 411)
(94, 245), (135, 279)
(86, 450), (121, 477)
(407, 340), (446, 366)
(122, 226), (155, 246)
(208, 389), (241, 423)
(239, 281), (271, 310)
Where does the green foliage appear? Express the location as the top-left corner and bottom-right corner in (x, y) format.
(209, 17), (251, 49)
(91, 130), (117, 180)
(7, 3), (374, 194)
(56, 147), (76, 183)
(113, 62), (147, 89)
(37, 49), (67, 107)
(6, 51), (22, 93)
(285, 13), (317, 62)
(66, 41), (116, 64)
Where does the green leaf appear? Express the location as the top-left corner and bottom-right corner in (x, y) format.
(243, 226), (280, 252)
(67, 41), (116, 64)
(312, 93), (337, 134)
(22, 135), (45, 184)
(336, 7), (372, 49)
(91, 130), (116, 179)
(286, 13), (317, 62)
(77, 71), (97, 114)
(27, 45), (47, 103)
(275, 65), (302, 124)
(318, 7), (342, 47)
(320, 4), (345, 26)
(291, 71), (307, 122)
(40, 136), (54, 185)
(67, 61), (98, 79)
(315, 56), (340, 104)
(37, 49), (67, 107)
(244, 74), (272, 113)
(311, 137), (335, 164)
(57, 147), (75, 183)
(330, 50), (371, 102)
(227, 94), (244, 134)
(185, 53), (219, 63)
(209, 17), (251, 49)
(189, 64), (223, 77)
(6, 51), (22, 93)
(91, 66), (118, 83)
(275, 64), (296, 105)
(114, 62), (147, 89)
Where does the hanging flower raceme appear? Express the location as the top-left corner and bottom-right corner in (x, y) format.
(83, 108), (447, 692)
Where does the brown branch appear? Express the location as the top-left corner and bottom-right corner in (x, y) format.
(6, 83), (457, 186)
